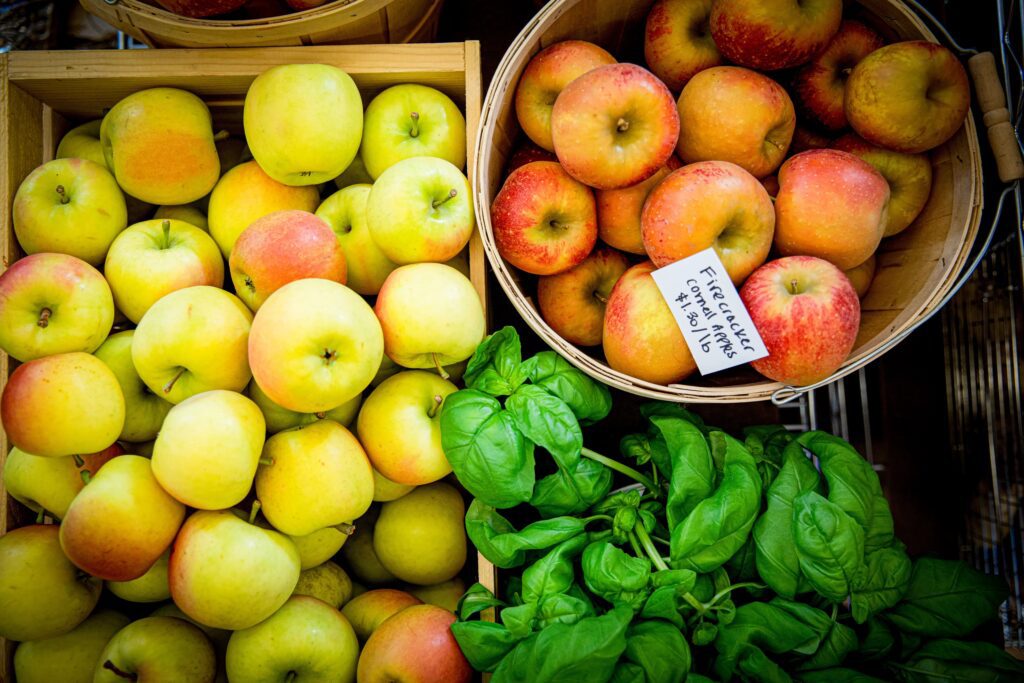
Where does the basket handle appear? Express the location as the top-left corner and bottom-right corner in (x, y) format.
(967, 52), (1024, 183)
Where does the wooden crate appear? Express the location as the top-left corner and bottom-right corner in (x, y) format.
(80, 0), (445, 49)
(0, 42), (495, 680)
(474, 0), (985, 403)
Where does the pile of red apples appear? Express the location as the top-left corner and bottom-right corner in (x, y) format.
(492, 0), (971, 388)
(154, 0), (335, 20)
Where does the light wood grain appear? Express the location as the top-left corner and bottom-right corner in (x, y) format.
(80, 0), (443, 49)
(474, 0), (984, 404)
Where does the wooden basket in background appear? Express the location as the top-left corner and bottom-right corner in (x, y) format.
(474, 0), (985, 403)
(79, 0), (444, 48)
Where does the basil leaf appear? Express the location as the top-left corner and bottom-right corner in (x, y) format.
(491, 606), (632, 683)
(464, 326), (528, 396)
(506, 384), (582, 471)
(450, 621), (521, 672)
(754, 445), (823, 599)
(622, 619), (692, 683)
(526, 351), (612, 424)
(535, 593), (590, 630)
(609, 662), (647, 683)
(441, 390), (535, 508)
(582, 541), (652, 610)
(735, 647), (794, 683)
(457, 582), (505, 621)
(465, 500), (586, 568)
(713, 602), (819, 681)
(850, 546), (912, 624)
(726, 534), (758, 582)
(797, 670), (886, 682)
(853, 617), (896, 663)
(793, 491), (865, 602)
(521, 534), (588, 604)
(620, 433), (653, 468)
(654, 416), (715, 530)
(798, 620), (858, 671)
(640, 569), (697, 629)
(530, 458), (612, 518)
(769, 598), (833, 654)
(888, 639), (1024, 682)
(670, 434), (762, 573)
(501, 602), (538, 639)
(886, 558), (1008, 638)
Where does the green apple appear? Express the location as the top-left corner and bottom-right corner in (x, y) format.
(361, 83), (467, 179)
(0, 525), (102, 642)
(366, 156), (474, 264)
(1, 352), (125, 458)
(244, 64), (363, 186)
(248, 278), (382, 413)
(374, 482), (466, 586)
(0, 252), (113, 362)
(248, 379), (360, 434)
(101, 87), (220, 205)
(154, 203), (208, 231)
(61, 455), (185, 581)
(13, 157), (127, 266)
(372, 467), (414, 502)
(316, 184), (398, 296)
(132, 285), (253, 404)
(94, 330), (174, 442)
(340, 589), (421, 643)
(333, 153), (373, 188)
(14, 609), (130, 683)
(152, 389), (265, 509)
(107, 549), (170, 603)
(256, 420), (374, 536)
(94, 616), (215, 683)
(169, 508), (301, 630)
(55, 120), (107, 168)
(2, 443), (121, 520)
(293, 560), (353, 608)
(104, 218), (225, 323)
(149, 602), (230, 648)
(225, 596), (358, 682)
(407, 577), (466, 612)
(289, 526), (352, 570)
(341, 509), (396, 585)
(375, 263), (485, 369)
(357, 370), (457, 486)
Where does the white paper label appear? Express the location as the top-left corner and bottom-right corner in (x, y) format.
(650, 248), (768, 376)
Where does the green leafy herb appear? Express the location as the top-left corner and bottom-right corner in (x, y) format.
(792, 491), (865, 602)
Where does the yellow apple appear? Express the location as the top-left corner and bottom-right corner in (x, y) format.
(247, 379), (360, 434)
(94, 616), (215, 683)
(152, 389), (266, 509)
(94, 330), (173, 442)
(289, 526), (352, 571)
(55, 120), (107, 168)
(14, 610), (130, 683)
(373, 482), (466, 585)
(340, 589), (421, 643)
(154, 203), (208, 231)
(407, 577), (466, 612)
(106, 549), (170, 603)
(2, 444), (120, 520)
(341, 509), (396, 585)
(316, 184), (398, 296)
(372, 467), (414, 502)
(256, 420), (374, 536)
(293, 561), (353, 608)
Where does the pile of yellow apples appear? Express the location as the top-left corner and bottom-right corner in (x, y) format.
(0, 62), (482, 683)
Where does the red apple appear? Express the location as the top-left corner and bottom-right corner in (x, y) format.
(676, 66), (795, 179)
(154, 0), (247, 17)
(710, 0), (842, 71)
(741, 255), (860, 386)
(285, 0), (328, 9)
(491, 161), (597, 275)
(789, 126), (832, 156)
(833, 133), (933, 237)
(644, 0), (722, 91)
(642, 160), (775, 284)
(537, 247), (630, 347)
(603, 261), (697, 385)
(791, 21), (885, 132)
(844, 254), (877, 299)
(356, 604), (471, 683)
(551, 63), (680, 190)
(514, 40), (617, 152)
(596, 156), (681, 255)
(229, 210), (347, 312)
(506, 140), (558, 174)
(846, 41), (971, 154)
(243, 0), (289, 18)
(774, 149), (890, 271)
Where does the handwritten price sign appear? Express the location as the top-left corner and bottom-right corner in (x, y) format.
(651, 248), (768, 376)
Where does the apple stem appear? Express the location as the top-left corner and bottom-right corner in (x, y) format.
(428, 394), (444, 418)
(616, 117), (630, 133)
(431, 188), (457, 210)
(594, 291), (608, 304)
(73, 454), (85, 467)
(789, 279), (800, 295)
(37, 307), (52, 328)
(432, 353), (450, 380)
(259, 457), (274, 466)
(315, 411), (327, 419)
(35, 509), (45, 524)
(55, 184), (70, 205)
(249, 500), (262, 525)
(161, 219), (172, 249)
(409, 111), (420, 138)
(335, 522), (356, 536)
(285, 672), (298, 683)
(162, 367), (186, 395)
(80, 470), (92, 485)
(103, 660), (137, 681)
(213, 129), (230, 142)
